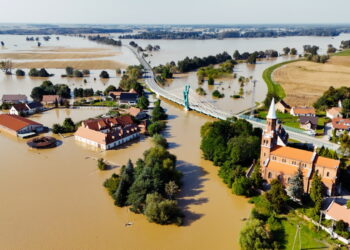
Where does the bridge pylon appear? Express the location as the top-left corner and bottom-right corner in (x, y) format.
(183, 85), (190, 111)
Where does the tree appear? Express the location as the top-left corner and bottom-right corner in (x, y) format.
(114, 160), (134, 207)
(30, 86), (45, 101)
(103, 85), (117, 96)
(137, 95), (149, 109)
(66, 66), (74, 76)
(1, 41), (4, 47)
(342, 99), (350, 118)
(148, 121), (167, 136)
(266, 179), (288, 214)
(73, 70), (83, 77)
(240, 219), (272, 250)
(38, 68), (50, 77)
(29, 68), (39, 77)
(310, 173), (324, 214)
(165, 181), (180, 199)
(152, 100), (167, 121)
(290, 48), (297, 55)
(152, 134), (168, 148)
(104, 173), (120, 195)
(208, 76), (214, 85)
(15, 69), (25, 76)
(283, 47), (290, 55)
(98, 158), (107, 170)
(0, 60), (13, 74)
(144, 193), (183, 225)
(250, 164), (263, 190)
(82, 69), (90, 75)
(287, 167), (304, 200)
(100, 70), (109, 79)
(247, 53), (257, 64)
(232, 176), (253, 197)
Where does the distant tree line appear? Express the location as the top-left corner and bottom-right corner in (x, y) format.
(88, 35), (122, 46)
(0, 28), (131, 35)
(340, 40), (350, 49)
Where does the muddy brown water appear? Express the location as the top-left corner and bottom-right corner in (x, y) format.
(0, 104), (252, 250)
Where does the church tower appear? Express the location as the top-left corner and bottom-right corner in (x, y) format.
(260, 98), (278, 176)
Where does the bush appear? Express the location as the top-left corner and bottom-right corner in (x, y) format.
(148, 121), (166, 136)
(232, 176), (253, 197)
(73, 70), (84, 77)
(208, 76), (214, 85)
(82, 69), (90, 75)
(212, 90), (224, 98)
(100, 70), (109, 79)
(152, 134), (168, 148)
(15, 69), (25, 76)
(52, 118), (76, 134)
(98, 158), (107, 170)
(103, 173), (120, 195)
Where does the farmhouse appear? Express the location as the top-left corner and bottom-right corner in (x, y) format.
(260, 99), (339, 196)
(2, 94), (27, 104)
(325, 201), (350, 231)
(42, 95), (61, 105)
(10, 102), (44, 116)
(0, 114), (44, 136)
(299, 116), (318, 131)
(290, 106), (316, 117)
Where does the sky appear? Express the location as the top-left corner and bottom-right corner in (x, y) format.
(0, 0), (350, 24)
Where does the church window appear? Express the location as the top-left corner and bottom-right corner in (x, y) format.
(268, 172), (272, 178)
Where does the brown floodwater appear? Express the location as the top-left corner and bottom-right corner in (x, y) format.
(0, 104), (252, 250)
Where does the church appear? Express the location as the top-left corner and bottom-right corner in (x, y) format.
(260, 99), (340, 196)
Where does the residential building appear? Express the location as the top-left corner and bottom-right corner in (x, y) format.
(119, 93), (138, 105)
(42, 95), (61, 105)
(327, 107), (343, 119)
(260, 99), (340, 196)
(325, 201), (350, 231)
(290, 106), (316, 117)
(126, 107), (148, 120)
(0, 114), (44, 136)
(75, 115), (140, 150)
(299, 116), (318, 131)
(2, 94), (27, 104)
(331, 118), (350, 134)
(275, 100), (291, 113)
(10, 102), (44, 116)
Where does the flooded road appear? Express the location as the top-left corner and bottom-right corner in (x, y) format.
(0, 104), (252, 250)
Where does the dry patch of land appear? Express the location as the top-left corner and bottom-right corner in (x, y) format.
(0, 51), (117, 60)
(273, 57), (350, 106)
(13, 60), (127, 70)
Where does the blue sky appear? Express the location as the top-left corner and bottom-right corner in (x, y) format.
(0, 0), (349, 24)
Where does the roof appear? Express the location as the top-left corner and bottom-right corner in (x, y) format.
(127, 107), (142, 117)
(27, 102), (43, 109)
(299, 116), (318, 125)
(267, 98), (277, 119)
(271, 146), (314, 163)
(129, 88), (138, 94)
(315, 156), (339, 169)
(75, 127), (107, 145)
(276, 100), (290, 109)
(266, 160), (310, 176)
(120, 93), (138, 101)
(2, 94), (27, 102)
(292, 107), (316, 115)
(327, 107), (342, 116)
(82, 116), (134, 131)
(42, 95), (60, 102)
(109, 91), (122, 97)
(0, 114), (42, 132)
(12, 103), (29, 112)
(332, 118), (350, 130)
(325, 201), (350, 225)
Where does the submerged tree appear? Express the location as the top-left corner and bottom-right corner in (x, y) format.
(114, 159), (134, 207)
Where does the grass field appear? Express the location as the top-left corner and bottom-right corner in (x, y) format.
(262, 59), (301, 100)
(257, 110), (300, 129)
(334, 49), (350, 56)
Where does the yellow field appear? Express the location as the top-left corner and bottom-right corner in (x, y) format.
(273, 56), (350, 106)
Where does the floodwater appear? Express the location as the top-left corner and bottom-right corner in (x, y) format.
(1, 34), (350, 249)
(0, 104), (252, 250)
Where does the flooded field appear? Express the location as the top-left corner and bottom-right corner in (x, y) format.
(0, 104), (252, 250)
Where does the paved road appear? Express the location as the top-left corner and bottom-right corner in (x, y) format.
(127, 45), (340, 151)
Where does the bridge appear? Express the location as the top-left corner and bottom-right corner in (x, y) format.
(126, 45), (340, 151)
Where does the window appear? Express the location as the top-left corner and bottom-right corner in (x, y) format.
(268, 172), (272, 179)
(282, 158), (286, 163)
(327, 172), (329, 177)
(316, 169), (319, 175)
(272, 156), (276, 160)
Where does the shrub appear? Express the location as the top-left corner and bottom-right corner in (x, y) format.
(15, 69), (25, 76)
(98, 158), (107, 170)
(100, 70), (109, 79)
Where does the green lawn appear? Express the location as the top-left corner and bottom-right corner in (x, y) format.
(92, 101), (117, 107)
(281, 215), (329, 250)
(334, 49), (350, 56)
(262, 59), (302, 100)
(257, 111), (301, 129)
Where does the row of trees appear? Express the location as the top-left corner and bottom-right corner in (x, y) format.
(31, 80), (71, 101)
(314, 86), (350, 116)
(52, 118), (77, 134)
(64, 67), (90, 77)
(73, 88), (94, 98)
(88, 35), (122, 46)
(28, 68), (52, 77)
(233, 49), (279, 63)
(103, 134), (184, 225)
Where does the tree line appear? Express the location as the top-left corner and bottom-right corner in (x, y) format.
(31, 80), (71, 101)
(88, 35), (122, 46)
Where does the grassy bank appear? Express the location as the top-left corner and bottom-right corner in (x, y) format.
(334, 49), (350, 56)
(262, 59), (301, 100)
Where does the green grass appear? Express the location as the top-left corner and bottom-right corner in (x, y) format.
(257, 111), (300, 129)
(334, 49), (350, 56)
(281, 215), (328, 250)
(92, 101), (117, 107)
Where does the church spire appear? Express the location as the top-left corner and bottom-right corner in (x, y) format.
(267, 98), (277, 119)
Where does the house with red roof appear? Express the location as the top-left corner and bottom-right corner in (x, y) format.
(75, 115), (140, 150)
(290, 106), (316, 117)
(331, 118), (350, 134)
(325, 201), (350, 231)
(41, 95), (62, 105)
(0, 114), (44, 136)
(261, 99), (340, 195)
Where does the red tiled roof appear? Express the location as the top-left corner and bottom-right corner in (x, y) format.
(292, 107), (316, 115)
(0, 114), (42, 131)
(83, 116), (134, 131)
(326, 201), (350, 225)
(271, 146), (314, 163)
(266, 160), (310, 176)
(315, 156), (339, 169)
(127, 107), (141, 117)
(42, 95), (60, 102)
(332, 118), (350, 130)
